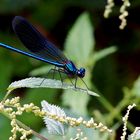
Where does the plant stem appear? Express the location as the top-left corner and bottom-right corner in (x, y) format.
(1, 111), (48, 140)
(2, 90), (11, 102)
(16, 120), (48, 140)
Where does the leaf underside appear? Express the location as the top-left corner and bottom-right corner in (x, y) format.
(7, 77), (99, 97)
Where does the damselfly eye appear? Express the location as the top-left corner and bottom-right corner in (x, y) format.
(77, 68), (85, 78)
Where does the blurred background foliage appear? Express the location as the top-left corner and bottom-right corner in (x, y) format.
(0, 0), (140, 139)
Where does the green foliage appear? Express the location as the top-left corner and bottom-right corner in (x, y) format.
(62, 12), (117, 116)
(0, 0), (38, 13)
(92, 46), (117, 64)
(0, 116), (11, 140)
(64, 12), (94, 65)
(62, 90), (89, 115)
(131, 76), (140, 97)
(63, 12), (93, 115)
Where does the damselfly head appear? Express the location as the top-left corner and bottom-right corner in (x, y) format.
(77, 68), (85, 78)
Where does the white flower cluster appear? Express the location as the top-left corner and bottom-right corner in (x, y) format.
(104, 0), (131, 29)
(0, 96), (112, 139)
(120, 103), (136, 140)
(44, 112), (112, 133)
(0, 97), (45, 140)
(119, 0), (131, 29)
(104, 0), (115, 18)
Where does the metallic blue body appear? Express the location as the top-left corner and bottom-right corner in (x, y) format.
(65, 61), (77, 74)
(0, 42), (64, 67)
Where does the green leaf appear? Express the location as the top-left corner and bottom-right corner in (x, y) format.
(132, 76), (140, 97)
(64, 12), (94, 65)
(0, 116), (11, 140)
(7, 77), (99, 96)
(62, 12), (97, 114)
(62, 90), (89, 115)
(41, 100), (67, 135)
(128, 127), (140, 140)
(92, 46), (117, 63)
